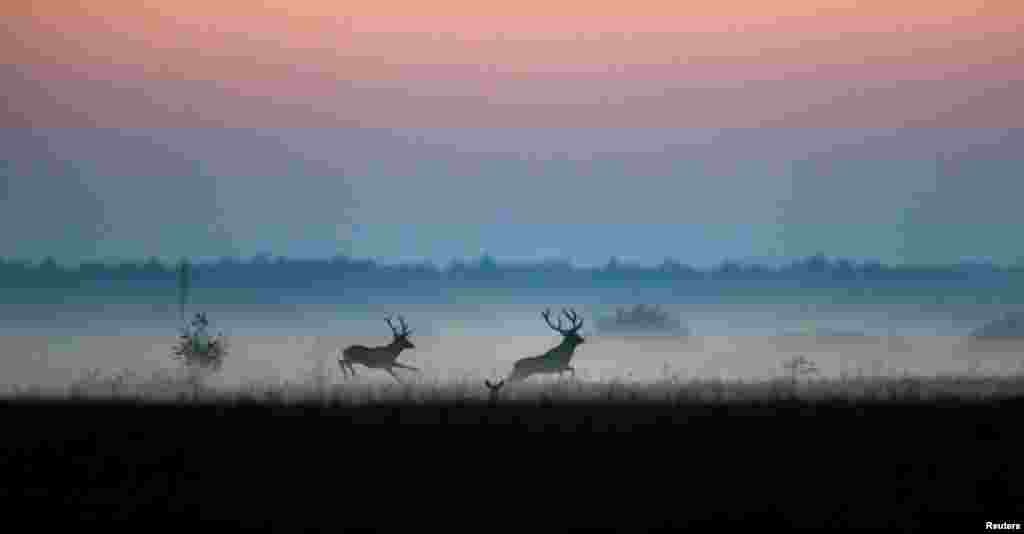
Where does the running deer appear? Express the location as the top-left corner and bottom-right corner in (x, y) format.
(505, 308), (585, 382)
(337, 315), (420, 383)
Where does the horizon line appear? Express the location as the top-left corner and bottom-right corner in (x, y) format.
(4, 252), (1013, 270)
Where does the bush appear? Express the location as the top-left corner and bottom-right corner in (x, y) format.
(171, 312), (228, 372)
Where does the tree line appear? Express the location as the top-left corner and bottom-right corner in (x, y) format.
(0, 252), (1014, 288)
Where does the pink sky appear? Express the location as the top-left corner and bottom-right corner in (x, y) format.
(4, 1), (1022, 128)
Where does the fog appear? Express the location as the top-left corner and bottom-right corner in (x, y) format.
(3, 292), (1022, 395)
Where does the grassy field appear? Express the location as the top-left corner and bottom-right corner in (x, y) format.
(8, 363), (1024, 405)
(3, 364), (1022, 529)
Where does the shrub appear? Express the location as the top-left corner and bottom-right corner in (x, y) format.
(171, 312), (229, 372)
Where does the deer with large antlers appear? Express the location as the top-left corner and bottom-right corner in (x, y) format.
(337, 315), (419, 383)
(503, 308), (585, 383)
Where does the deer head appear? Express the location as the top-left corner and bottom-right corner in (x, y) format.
(485, 379), (505, 404)
(542, 308), (585, 347)
(386, 315), (415, 350)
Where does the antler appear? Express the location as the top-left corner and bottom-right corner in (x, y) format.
(562, 308), (583, 332)
(386, 314), (413, 336)
(542, 308), (565, 333)
(399, 315), (413, 335)
(385, 315), (399, 336)
(542, 308), (583, 334)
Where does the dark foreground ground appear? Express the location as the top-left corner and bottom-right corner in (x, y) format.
(2, 397), (1022, 531)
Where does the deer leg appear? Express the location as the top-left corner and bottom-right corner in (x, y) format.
(386, 367), (404, 384)
(392, 362), (420, 372)
(338, 360), (349, 379)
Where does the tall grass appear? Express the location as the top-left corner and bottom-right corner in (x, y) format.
(15, 363), (1024, 405)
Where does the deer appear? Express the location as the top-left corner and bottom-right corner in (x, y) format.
(337, 315), (420, 384)
(503, 308), (585, 383)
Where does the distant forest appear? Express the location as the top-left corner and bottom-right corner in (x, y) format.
(1, 253), (1019, 288)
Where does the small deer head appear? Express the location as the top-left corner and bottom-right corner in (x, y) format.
(386, 315), (415, 349)
(485, 379), (505, 403)
(542, 308), (585, 347)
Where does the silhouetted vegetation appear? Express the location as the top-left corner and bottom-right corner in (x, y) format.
(0, 252), (1014, 289)
(596, 304), (690, 335)
(169, 260), (228, 372)
(171, 313), (228, 372)
(781, 355), (821, 385)
(970, 312), (1024, 340)
(0, 363), (1015, 409)
(4, 367), (1022, 528)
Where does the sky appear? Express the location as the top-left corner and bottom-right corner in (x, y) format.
(2, 1), (1023, 267)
